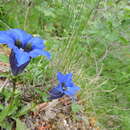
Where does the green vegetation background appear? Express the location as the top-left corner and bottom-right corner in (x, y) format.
(0, 0), (130, 129)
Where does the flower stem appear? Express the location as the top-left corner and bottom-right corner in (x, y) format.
(10, 75), (17, 99)
(12, 77), (16, 94)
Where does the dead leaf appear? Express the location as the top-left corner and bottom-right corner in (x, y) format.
(0, 46), (11, 56)
(89, 117), (97, 128)
(0, 61), (9, 72)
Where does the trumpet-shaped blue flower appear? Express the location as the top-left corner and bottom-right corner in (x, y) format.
(0, 29), (51, 75)
(49, 72), (80, 100)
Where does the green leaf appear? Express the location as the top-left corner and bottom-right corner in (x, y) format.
(0, 95), (20, 122)
(0, 120), (12, 130)
(43, 9), (55, 17)
(0, 104), (4, 110)
(16, 119), (29, 130)
(0, 105), (10, 122)
(16, 102), (35, 117)
(34, 88), (48, 102)
(71, 103), (82, 113)
(1, 88), (13, 101)
(119, 36), (128, 44)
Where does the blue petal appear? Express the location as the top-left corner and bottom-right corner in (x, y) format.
(0, 31), (15, 48)
(49, 85), (64, 100)
(57, 72), (65, 83)
(29, 49), (51, 59)
(64, 86), (80, 96)
(57, 72), (73, 83)
(6, 29), (32, 46)
(65, 81), (74, 88)
(55, 84), (64, 92)
(13, 47), (30, 66)
(64, 73), (73, 82)
(27, 37), (45, 49)
(9, 50), (30, 75)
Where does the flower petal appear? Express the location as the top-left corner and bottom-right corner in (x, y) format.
(27, 37), (45, 49)
(57, 72), (65, 83)
(9, 50), (30, 75)
(49, 85), (64, 100)
(13, 47), (30, 66)
(57, 72), (73, 83)
(65, 73), (72, 82)
(65, 80), (74, 88)
(29, 49), (51, 59)
(0, 31), (15, 48)
(64, 85), (80, 96)
(55, 84), (64, 92)
(6, 28), (32, 46)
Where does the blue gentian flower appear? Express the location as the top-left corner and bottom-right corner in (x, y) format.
(49, 72), (80, 100)
(0, 29), (51, 75)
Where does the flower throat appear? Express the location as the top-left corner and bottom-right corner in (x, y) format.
(15, 40), (32, 52)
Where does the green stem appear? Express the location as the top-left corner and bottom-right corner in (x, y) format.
(10, 75), (17, 100)
(12, 77), (16, 94)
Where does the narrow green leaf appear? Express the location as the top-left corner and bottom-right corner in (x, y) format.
(16, 119), (29, 130)
(16, 102), (35, 117)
